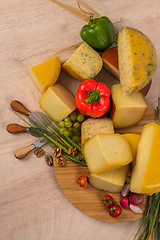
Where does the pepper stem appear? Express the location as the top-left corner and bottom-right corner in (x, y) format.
(89, 16), (95, 27)
(84, 90), (101, 104)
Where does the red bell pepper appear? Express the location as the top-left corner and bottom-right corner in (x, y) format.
(75, 79), (111, 118)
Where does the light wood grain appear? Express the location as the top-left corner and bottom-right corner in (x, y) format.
(0, 0), (160, 240)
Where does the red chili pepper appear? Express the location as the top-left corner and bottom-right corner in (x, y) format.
(75, 79), (111, 118)
(77, 175), (88, 188)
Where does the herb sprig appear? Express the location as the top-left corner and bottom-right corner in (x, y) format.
(15, 111), (87, 166)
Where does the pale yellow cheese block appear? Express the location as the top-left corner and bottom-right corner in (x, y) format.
(122, 133), (140, 163)
(29, 56), (61, 93)
(110, 84), (147, 128)
(39, 83), (76, 122)
(89, 165), (129, 193)
(83, 134), (132, 174)
(62, 42), (102, 81)
(81, 117), (114, 154)
(130, 123), (160, 195)
(118, 27), (157, 95)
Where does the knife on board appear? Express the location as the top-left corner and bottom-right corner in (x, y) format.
(7, 123), (40, 137)
(14, 137), (46, 159)
(10, 100), (52, 127)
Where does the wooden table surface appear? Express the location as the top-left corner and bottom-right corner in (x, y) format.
(0, 0), (160, 240)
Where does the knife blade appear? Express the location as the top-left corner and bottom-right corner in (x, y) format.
(7, 123), (40, 137)
(14, 137), (46, 159)
(10, 100), (52, 127)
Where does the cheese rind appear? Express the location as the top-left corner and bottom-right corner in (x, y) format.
(81, 117), (114, 154)
(130, 123), (160, 195)
(62, 42), (103, 81)
(39, 84), (76, 122)
(101, 47), (119, 79)
(83, 134), (132, 173)
(101, 47), (152, 96)
(110, 84), (147, 128)
(118, 27), (157, 95)
(29, 56), (61, 93)
(89, 165), (129, 193)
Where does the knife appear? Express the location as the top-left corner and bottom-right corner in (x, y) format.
(7, 123), (40, 137)
(14, 137), (46, 159)
(10, 100), (52, 127)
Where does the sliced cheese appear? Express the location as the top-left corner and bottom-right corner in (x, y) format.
(89, 165), (129, 193)
(110, 84), (147, 128)
(29, 56), (61, 93)
(130, 123), (160, 195)
(101, 47), (119, 79)
(122, 133), (140, 163)
(118, 27), (157, 95)
(39, 83), (76, 122)
(62, 42), (102, 81)
(83, 134), (132, 173)
(81, 117), (114, 154)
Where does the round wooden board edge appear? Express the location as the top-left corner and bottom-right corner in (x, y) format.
(53, 105), (158, 223)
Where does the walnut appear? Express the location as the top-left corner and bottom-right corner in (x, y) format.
(57, 156), (66, 167)
(34, 148), (44, 158)
(68, 146), (78, 156)
(53, 147), (62, 157)
(45, 155), (53, 166)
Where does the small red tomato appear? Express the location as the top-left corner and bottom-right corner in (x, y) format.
(101, 195), (114, 207)
(108, 204), (122, 218)
(77, 175), (88, 188)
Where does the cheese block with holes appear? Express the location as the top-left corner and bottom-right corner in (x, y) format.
(62, 42), (102, 80)
(130, 123), (160, 195)
(39, 83), (76, 122)
(89, 165), (129, 193)
(83, 134), (132, 173)
(29, 56), (61, 93)
(118, 27), (157, 95)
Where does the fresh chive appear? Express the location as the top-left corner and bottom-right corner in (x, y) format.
(14, 111), (87, 166)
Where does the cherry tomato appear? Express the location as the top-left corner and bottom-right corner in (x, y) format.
(108, 204), (122, 218)
(101, 195), (114, 207)
(77, 175), (88, 188)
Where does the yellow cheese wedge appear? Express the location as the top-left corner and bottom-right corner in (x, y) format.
(89, 165), (129, 193)
(29, 56), (61, 93)
(39, 83), (76, 122)
(81, 117), (114, 154)
(62, 42), (102, 81)
(110, 84), (147, 128)
(118, 27), (157, 95)
(122, 133), (140, 163)
(130, 123), (160, 195)
(83, 134), (132, 173)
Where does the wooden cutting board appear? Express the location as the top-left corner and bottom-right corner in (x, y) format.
(54, 105), (158, 223)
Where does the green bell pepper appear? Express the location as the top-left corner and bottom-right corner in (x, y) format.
(80, 16), (115, 53)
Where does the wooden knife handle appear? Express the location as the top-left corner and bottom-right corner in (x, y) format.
(14, 144), (34, 159)
(7, 123), (27, 133)
(10, 100), (30, 115)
